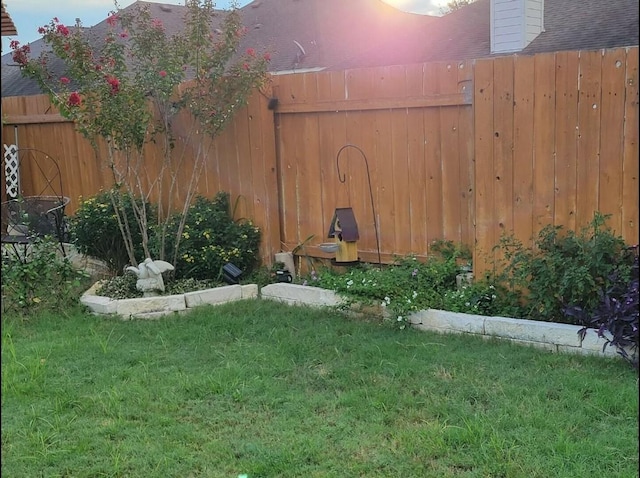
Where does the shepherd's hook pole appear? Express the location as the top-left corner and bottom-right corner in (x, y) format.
(336, 144), (382, 269)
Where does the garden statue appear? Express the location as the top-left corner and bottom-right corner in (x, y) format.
(126, 258), (174, 297)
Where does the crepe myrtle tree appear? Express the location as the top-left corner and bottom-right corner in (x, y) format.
(11, 0), (270, 268)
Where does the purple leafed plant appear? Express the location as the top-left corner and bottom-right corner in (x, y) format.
(565, 246), (639, 371)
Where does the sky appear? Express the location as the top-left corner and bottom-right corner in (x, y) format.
(2, 0), (447, 53)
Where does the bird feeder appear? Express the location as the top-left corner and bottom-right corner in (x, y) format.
(327, 207), (359, 264)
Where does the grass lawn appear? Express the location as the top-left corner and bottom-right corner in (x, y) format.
(2, 299), (638, 477)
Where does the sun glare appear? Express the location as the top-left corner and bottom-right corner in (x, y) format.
(381, 0), (449, 16)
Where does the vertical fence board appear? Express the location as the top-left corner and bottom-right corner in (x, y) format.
(598, 49), (627, 234)
(553, 51), (579, 233)
(457, 60), (475, 249)
(474, 58), (496, 275)
(532, 53), (557, 237)
(372, 66), (397, 254)
(492, 56), (515, 251)
(388, 66), (412, 258)
(576, 50), (603, 228)
(622, 49), (639, 241)
(439, 61), (463, 244)
(423, 62), (444, 250)
(405, 63), (428, 254)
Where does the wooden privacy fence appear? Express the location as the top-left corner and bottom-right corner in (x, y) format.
(2, 46), (638, 276)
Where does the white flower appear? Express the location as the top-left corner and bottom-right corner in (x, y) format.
(347, 279), (354, 286)
(412, 291), (418, 299)
(397, 316), (403, 321)
(384, 296), (391, 304)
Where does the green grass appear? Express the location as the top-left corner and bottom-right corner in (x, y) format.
(2, 300), (638, 477)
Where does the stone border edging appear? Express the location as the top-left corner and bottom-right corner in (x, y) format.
(81, 281), (625, 361)
(81, 281), (258, 319)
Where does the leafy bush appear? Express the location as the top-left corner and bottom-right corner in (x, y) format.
(493, 213), (634, 324)
(1, 237), (90, 316)
(69, 189), (156, 273)
(152, 192), (261, 281)
(566, 246), (639, 370)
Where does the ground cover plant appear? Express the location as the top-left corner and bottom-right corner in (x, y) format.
(2, 300), (638, 477)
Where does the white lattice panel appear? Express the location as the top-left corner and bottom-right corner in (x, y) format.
(3, 143), (20, 199)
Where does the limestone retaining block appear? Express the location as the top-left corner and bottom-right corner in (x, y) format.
(116, 295), (187, 319)
(185, 285), (242, 307)
(484, 316), (582, 347)
(261, 283), (345, 307)
(409, 309), (486, 335)
(80, 294), (117, 315)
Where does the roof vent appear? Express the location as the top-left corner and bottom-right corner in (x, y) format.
(159, 5), (172, 12)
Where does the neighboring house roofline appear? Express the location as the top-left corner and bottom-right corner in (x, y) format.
(2, 0), (638, 98)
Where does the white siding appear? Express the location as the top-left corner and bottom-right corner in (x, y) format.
(491, 0), (544, 54)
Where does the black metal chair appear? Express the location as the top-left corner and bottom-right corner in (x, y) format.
(1, 148), (70, 260)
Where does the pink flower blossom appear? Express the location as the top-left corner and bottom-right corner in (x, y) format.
(60, 77), (70, 84)
(159, 70), (167, 77)
(263, 52), (271, 61)
(38, 27), (46, 34)
(107, 14), (119, 27)
(246, 48), (255, 57)
(68, 92), (81, 106)
(56, 24), (70, 36)
(11, 44), (30, 65)
(151, 19), (164, 30)
(106, 75), (120, 94)
(120, 31), (129, 38)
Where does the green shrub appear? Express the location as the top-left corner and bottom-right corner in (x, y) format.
(1, 237), (90, 316)
(493, 213), (635, 324)
(152, 192), (261, 281)
(69, 189), (155, 274)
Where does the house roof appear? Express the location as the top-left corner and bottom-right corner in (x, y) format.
(2, 0), (638, 98)
(1, 2), (17, 37)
